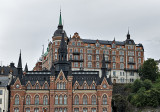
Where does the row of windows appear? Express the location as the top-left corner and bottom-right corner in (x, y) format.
(74, 94), (107, 105)
(15, 95), (48, 105)
(27, 83), (48, 89)
(74, 83), (96, 90)
(14, 108), (48, 112)
(57, 82), (66, 89)
(74, 108), (107, 112)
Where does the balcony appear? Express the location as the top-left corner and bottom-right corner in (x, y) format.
(105, 60), (111, 63)
(69, 59), (83, 62)
(124, 68), (138, 72)
(73, 52), (80, 55)
(128, 62), (135, 65)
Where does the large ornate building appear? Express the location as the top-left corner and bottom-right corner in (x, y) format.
(35, 12), (144, 84)
(10, 26), (113, 112)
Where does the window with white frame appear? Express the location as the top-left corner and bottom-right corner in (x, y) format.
(91, 108), (96, 112)
(96, 62), (99, 68)
(113, 71), (116, 76)
(96, 50), (99, 54)
(87, 49), (92, 53)
(88, 55), (92, 61)
(120, 78), (125, 83)
(55, 48), (57, 53)
(80, 62), (83, 68)
(120, 56), (124, 62)
(113, 63), (116, 69)
(59, 95), (63, 104)
(88, 62), (92, 68)
(74, 62), (78, 67)
(55, 54), (57, 60)
(80, 49), (83, 53)
(112, 56), (116, 62)
(138, 58), (141, 63)
(83, 108), (88, 112)
(112, 51), (116, 55)
(74, 55), (78, 60)
(138, 52), (141, 56)
(120, 63), (124, 69)
(105, 55), (108, 61)
(70, 49), (72, 53)
(96, 55), (99, 61)
(74, 108), (79, 112)
(129, 57), (134, 62)
(80, 54), (83, 60)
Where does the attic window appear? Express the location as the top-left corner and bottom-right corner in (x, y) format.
(112, 44), (116, 48)
(96, 43), (99, 47)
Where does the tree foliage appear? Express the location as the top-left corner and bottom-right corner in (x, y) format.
(138, 58), (159, 81)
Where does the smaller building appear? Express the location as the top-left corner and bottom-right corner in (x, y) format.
(0, 77), (10, 112)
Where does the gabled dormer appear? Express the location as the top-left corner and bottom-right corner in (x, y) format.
(55, 70), (67, 89)
(101, 77), (110, 89)
(13, 77), (22, 90)
(82, 81), (88, 89)
(43, 81), (49, 89)
(34, 81), (41, 89)
(73, 81), (80, 90)
(91, 81), (96, 89)
(26, 81), (32, 89)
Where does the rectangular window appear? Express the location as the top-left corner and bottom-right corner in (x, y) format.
(138, 58), (141, 63)
(80, 63), (83, 68)
(77, 42), (81, 46)
(88, 62), (92, 68)
(70, 49), (72, 53)
(0, 90), (2, 95)
(74, 62), (78, 67)
(74, 55), (78, 60)
(112, 51), (116, 55)
(69, 54), (72, 60)
(130, 72), (134, 76)
(96, 50), (99, 54)
(87, 49), (92, 54)
(72, 42), (75, 46)
(0, 98), (2, 104)
(113, 71), (116, 76)
(55, 48), (57, 53)
(80, 49), (83, 53)
(113, 63), (116, 69)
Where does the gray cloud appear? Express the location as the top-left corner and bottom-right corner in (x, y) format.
(0, 0), (160, 70)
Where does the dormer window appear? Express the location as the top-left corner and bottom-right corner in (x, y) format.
(27, 84), (31, 89)
(35, 84), (39, 89)
(83, 84), (87, 89)
(92, 84), (95, 89)
(96, 43), (99, 47)
(44, 83), (48, 89)
(112, 44), (116, 48)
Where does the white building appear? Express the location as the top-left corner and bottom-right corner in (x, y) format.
(0, 77), (10, 112)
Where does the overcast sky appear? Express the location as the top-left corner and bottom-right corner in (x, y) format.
(0, 0), (160, 70)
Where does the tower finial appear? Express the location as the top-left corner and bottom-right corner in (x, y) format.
(127, 27), (130, 39)
(59, 9), (62, 26)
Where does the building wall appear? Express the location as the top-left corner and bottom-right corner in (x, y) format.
(41, 33), (144, 83)
(0, 87), (9, 112)
(10, 72), (112, 112)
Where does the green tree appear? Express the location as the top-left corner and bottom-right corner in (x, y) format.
(132, 79), (143, 93)
(138, 58), (159, 81)
(143, 79), (152, 90)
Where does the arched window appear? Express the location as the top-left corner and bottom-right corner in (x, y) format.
(74, 95), (79, 105)
(59, 95), (63, 104)
(44, 83), (48, 89)
(83, 108), (88, 112)
(91, 95), (96, 105)
(55, 95), (58, 104)
(96, 62), (99, 68)
(103, 108), (107, 112)
(27, 84), (31, 89)
(60, 82), (63, 89)
(26, 108), (30, 112)
(92, 84), (95, 89)
(59, 108), (62, 112)
(74, 108), (79, 112)
(83, 95), (88, 105)
(57, 82), (59, 89)
(35, 84), (39, 89)
(26, 95), (31, 105)
(120, 63), (124, 69)
(15, 95), (19, 105)
(63, 82), (66, 89)
(64, 108), (67, 112)
(14, 108), (19, 112)
(34, 108), (39, 112)
(96, 55), (99, 61)
(64, 95), (67, 105)
(83, 84), (87, 89)
(43, 95), (48, 105)
(102, 94), (107, 105)
(91, 108), (96, 112)
(35, 95), (39, 105)
(55, 108), (58, 112)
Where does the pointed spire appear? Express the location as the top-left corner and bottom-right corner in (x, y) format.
(24, 63), (28, 72)
(42, 45), (44, 55)
(59, 9), (62, 26)
(17, 50), (22, 69)
(127, 28), (130, 39)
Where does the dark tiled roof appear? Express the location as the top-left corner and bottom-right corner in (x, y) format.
(24, 71), (51, 86)
(0, 66), (18, 76)
(81, 39), (125, 45)
(0, 77), (10, 87)
(72, 71), (100, 86)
